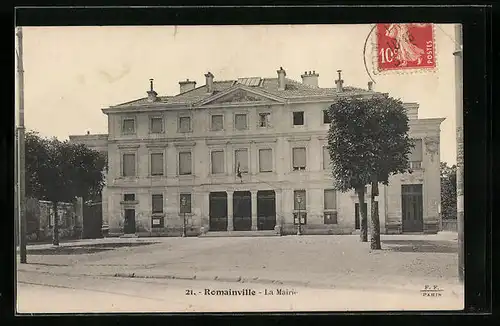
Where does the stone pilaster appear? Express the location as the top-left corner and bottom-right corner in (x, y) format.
(251, 190), (258, 231)
(227, 190), (234, 231)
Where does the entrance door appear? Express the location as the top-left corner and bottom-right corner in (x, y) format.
(83, 201), (103, 239)
(401, 184), (424, 232)
(257, 190), (276, 230)
(124, 208), (136, 234)
(354, 203), (367, 230)
(209, 192), (228, 231)
(233, 191), (251, 231)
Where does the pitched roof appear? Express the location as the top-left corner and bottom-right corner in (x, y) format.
(111, 77), (366, 108)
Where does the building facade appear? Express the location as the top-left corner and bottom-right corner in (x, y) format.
(70, 68), (445, 236)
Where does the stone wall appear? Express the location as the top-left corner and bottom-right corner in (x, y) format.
(25, 198), (79, 242)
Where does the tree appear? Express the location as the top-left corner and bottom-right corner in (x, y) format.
(25, 131), (107, 245)
(440, 162), (457, 220)
(327, 94), (414, 249)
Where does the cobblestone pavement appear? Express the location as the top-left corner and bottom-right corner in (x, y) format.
(17, 233), (462, 295)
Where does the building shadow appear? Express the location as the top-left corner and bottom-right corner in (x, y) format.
(381, 240), (458, 254)
(26, 242), (157, 255)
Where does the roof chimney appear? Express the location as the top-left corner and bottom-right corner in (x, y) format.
(277, 67), (286, 91)
(205, 72), (214, 93)
(403, 103), (419, 120)
(147, 78), (158, 102)
(179, 78), (197, 94)
(368, 81), (374, 91)
(335, 70), (344, 92)
(301, 70), (319, 87)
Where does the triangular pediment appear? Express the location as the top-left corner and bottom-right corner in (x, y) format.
(196, 85), (284, 107)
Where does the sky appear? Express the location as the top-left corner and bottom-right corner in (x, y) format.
(15, 24), (459, 165)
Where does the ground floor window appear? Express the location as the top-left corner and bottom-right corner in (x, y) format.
(323, 189), (337, 224)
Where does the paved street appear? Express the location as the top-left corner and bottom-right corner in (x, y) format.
(17, 271), (463, 313)
(17, 232), (464, 312)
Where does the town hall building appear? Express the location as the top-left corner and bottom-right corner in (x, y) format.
(69, 67), (445, 237)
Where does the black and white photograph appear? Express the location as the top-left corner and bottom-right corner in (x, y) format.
(14, 22), (465, 312)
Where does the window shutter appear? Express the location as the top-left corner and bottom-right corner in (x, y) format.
(122, 119), (135, 133)
(212, 115), (223, 131)
(235, 114), (247, 130)
(179, 152), (192, 175)
(235, 149), (249, 172)
(410, 139), (423, 161)
(259, 149), (272, 172)
(179, 117), (191, 132)
(151, 117), (163, 133)
(323, 146), (330, 170)
(293, 147), (306, 168)
(151, 153), (164, 175)
(211, 151), (224, 174)
(152, 194), (163, 213)
(324, 189), (336, 210)
(123, 153), (136, 176)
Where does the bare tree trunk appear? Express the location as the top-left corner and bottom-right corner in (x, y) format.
(357, 187), (367, 242)
(52, 201), (60, 246)
(370, 179), (381, 250)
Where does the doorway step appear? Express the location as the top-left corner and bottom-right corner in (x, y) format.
(120, 234), (138, 238)
(200, 230), (279, 237)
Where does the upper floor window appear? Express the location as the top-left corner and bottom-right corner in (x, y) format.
(150, 117), (164, 133)
(235, 149), (249, 173)
(150, 153), (164, 176)
(211, 115), (224, 131)
(211, 150), (225, 174)
(259, 148), (273, 172)
(179, 151), (192, 175)
(259, 113), (271, 128)
(409, 139), (423, 169)
(235, 114), (248, 130)
(323, 110), (332, 124)
(122, 118), (135, 134)
(152, 194), (163, 214)
(293, 111), (304, 126)
(292, 147), (306, 171)
(179, 116), (191, 133)
(323, 146), (331, 170)
(122, 153), (136, 177)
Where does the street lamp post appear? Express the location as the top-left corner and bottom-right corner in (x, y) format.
(296, 194), (302, 236)
(181, 196), (187, 237)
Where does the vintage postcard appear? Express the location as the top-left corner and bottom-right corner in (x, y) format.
(15, 23), (464, 313)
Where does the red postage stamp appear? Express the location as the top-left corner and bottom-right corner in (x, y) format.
(375, 23), (436, 73)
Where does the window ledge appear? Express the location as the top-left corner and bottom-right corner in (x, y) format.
(152, 213), (165, 217)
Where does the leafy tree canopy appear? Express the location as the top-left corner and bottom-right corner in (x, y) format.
(440, 162), (457, 220)
(25, 131), (107, 203)
(327, 94), (414, 192)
